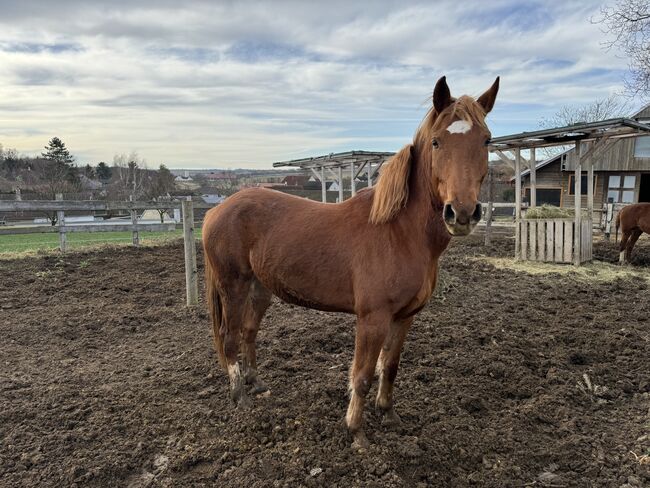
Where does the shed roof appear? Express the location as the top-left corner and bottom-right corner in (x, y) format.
(273, 150), (395, 169)
(489, 118), (650, 150)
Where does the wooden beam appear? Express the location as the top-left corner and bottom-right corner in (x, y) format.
(310, 168), (322, 182)
(350, 163), (356, 196)
(182, 199), (199, 306)
(514, 148), (522, 261)
(354, 161), (368, 180)
(494, 150), (515, 167)
(56, 193), (66, 253)
(321, 166), (326, 202)
(0, 223), (178, 235)
(574, 140), (582, 266)
(0, 200), (213, 212)
(529, 147), (536, 208)
(367, 163), (373, 188)
(338, 166), (344, 202)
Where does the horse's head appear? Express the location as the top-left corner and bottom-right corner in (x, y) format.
(430, 76), (499, 236)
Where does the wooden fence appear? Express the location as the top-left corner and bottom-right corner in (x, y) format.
(518, 219), (592, 264)
(0, 198), (214, 307)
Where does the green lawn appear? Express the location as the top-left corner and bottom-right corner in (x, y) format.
(0, 229), (203, 255)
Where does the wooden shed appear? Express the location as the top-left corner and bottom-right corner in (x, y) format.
(517, 104), (650, 210)
(490, 118), (650, 265)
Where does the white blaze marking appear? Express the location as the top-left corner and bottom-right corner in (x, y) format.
(446, 120), (472, 134)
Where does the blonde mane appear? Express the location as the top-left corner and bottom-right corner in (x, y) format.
(369, 96), (487, 224)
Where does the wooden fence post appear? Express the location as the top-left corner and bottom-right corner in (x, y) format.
(56, 193), (66, 252)
(182, 199), (199, 306)
(484, 168), (494, 246)
(130, 195), (139, 247)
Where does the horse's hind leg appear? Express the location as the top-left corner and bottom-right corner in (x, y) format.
(221, 278), (254, 408)
(626, 229), (642, 263)
(241, 279), (272, 395)
(346, 312), (389, 450)
(375, 317), (413, 428)
(619, 230), (631, 263)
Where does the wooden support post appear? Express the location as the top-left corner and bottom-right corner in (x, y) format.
(484, 168), (494, 246)
(514, 148), (522, 260)
(367, 163), (373, 188)
(350, 163), (356, 196)
(321, 166), (326, 202)
(182, 199), (199, 306)
(56, 193), (66, 253)
(529, 147), (536, 208)
(129, 195), (139, 247)
(586, 145), (594, 262)
(338, 166), (343, 202)
(574, 140), (582, 266)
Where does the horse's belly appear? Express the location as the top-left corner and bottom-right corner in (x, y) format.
(250, 255), (355, 314)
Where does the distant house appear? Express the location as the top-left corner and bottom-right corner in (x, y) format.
(201, 194), (225, 205)
(518, 104), (650, 208)
(281, 174), (310, 187)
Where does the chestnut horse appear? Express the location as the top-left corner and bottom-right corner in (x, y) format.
(616, 202), (650, 263)
(202, 76), (499, 448)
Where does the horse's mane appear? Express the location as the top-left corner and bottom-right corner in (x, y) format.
(369, 96), (486, 224)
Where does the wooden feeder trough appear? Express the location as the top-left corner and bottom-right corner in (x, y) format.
(519, 218), (592, 263)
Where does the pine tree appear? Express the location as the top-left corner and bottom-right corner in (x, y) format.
(42, 137), (75, 165)
(96, 162), (112, 182)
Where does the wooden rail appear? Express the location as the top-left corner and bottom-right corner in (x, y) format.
(0, 198), (213, 307)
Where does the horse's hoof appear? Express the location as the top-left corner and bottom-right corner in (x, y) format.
(236, 393), (252, 409)
(249, 379), (269, 396)
(381, 407), (403, 429)
(351, 431), (370, 451)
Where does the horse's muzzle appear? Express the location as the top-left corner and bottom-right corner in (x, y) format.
(443, 202), (482, 236)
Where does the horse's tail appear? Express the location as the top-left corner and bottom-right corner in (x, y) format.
(205, 259), (227, 370)
(615, 210), (621, 243)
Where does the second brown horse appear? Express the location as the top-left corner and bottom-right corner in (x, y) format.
(202, 76), (499, 448)
(617, 202), (650, 263)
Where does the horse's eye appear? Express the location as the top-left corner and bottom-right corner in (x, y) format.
(485, 138), (491, 146)
(432, 139), (439, 149)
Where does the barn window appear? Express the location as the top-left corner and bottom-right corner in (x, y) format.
(524, 188), (561, 206)
(568, 174), (596, 195)
(634, 136), (650, 158)
(607, 174), (636, 203)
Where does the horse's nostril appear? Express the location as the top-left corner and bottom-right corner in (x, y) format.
(443, 204), (455, 224)
(472, 203), (482, 222)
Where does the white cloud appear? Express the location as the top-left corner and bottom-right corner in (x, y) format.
(0, 0), (640, 168)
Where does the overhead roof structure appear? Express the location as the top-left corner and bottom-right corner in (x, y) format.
(273, 150), (395, 169)
(489, 118), (650, 150)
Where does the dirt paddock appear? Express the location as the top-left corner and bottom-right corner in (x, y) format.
(1, 236), (649, 487)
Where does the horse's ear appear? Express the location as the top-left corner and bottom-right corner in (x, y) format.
(369, 144), (413, 224)
(433, 76), (452, 114)
(477, 76), (500, 114)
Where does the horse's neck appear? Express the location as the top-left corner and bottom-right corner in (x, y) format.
(401, 142), (450, 253)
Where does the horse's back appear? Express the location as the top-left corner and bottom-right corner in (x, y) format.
(620, 202), (650, 231)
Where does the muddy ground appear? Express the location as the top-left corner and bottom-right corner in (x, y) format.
(1, 235), (649, 487)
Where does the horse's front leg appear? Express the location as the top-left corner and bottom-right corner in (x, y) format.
(346, 312), (389, 450)
(375, 317), (413, 428)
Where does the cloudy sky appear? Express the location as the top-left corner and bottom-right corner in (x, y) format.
(0, 0), (641, 168)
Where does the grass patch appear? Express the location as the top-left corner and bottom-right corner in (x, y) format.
(0, 229), (202, 258)
(473, 256), (650, 284)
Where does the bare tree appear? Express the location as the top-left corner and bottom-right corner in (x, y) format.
(593, 0), (650, 98)
(540, 94), (631, 128)
(145, 164), (176, 222)
(538, 94), (631, 158)
(111, 152), (149, 200)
